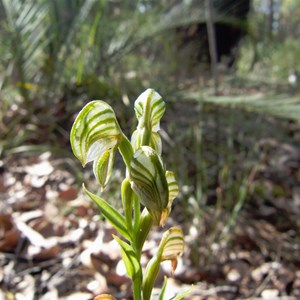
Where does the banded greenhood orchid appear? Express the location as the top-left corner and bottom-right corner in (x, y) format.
(143, 227), (184, 300)
(70, 101), (122, 190)
(69, 89), (190, 300)
(129, 146), (179, 226)
(160, 171), (179, 227)
(131, 89), (165, 154)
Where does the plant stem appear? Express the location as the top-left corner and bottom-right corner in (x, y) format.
(132, 275), (143, 300)
(134, 209), (153, 260)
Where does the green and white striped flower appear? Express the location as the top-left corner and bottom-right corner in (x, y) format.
(130, 146), (168, 225)
(131, 129), (162, 155)
(129, 146), (178, 226)
(131, 89), (165, 154)
(70, 100), (122, 189)
(160, 227), (184, 264)
(160, 171), (179, 227)
(143, 227), (184, 300)
(93, 147), (117, 192)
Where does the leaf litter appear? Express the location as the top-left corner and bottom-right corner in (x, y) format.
(0, 140), (300, 300)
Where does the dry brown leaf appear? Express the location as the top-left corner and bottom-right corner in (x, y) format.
(59, 187), (78, 201)
(0, 175), (7, 192)
(0, 214), (20, 252)
(28, 244), (61, 261)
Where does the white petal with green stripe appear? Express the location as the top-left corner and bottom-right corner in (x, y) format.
(70, 100), (121, 166)
(131, 129), (162, 154)
(143, 227), (184, 300)
(160, 227), (184, 262)
(129, 146), (168, 225)
(134, 89), (165, 132)
(93, 147), (117, 191)
(160, 171), (179, 226)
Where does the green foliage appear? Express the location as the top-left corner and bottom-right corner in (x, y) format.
(70, 89), (189, 299)
(83, 185), (132, 242)
(180, 91), (300, 123)
(238, 0), (300, 88)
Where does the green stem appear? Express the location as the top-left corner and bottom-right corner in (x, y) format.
(133, 194), (141, 234)
(134, 209), (153, 260)
(132, 274), (143, 300)
(121, 178), (134, 231)
(141, 127), (151, 146)
(143, 256), (161, 300)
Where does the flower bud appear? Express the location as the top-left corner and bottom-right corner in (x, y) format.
(129, 146), (168, 225)
(70, 100), (121, 167)
(134, 88), (165, 132)
(131, 89), (165, 152)
(160, 171), (179, 227)
(93, 147), (117, 191)
(70, 101), (122, 188)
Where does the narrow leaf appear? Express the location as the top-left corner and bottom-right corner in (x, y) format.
(158, 276), (168, 300)
(172, 286), (195, 300)
(83, 185), (132, 242)
(113, 235), (141, 280)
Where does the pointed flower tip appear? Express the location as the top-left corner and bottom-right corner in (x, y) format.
(170, 258), (178, 275)
(159, 209), (168, 227)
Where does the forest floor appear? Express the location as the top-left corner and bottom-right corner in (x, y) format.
(1, 88), (300, 300)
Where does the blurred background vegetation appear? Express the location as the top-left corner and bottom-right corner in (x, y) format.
(1, 0), (300, 297)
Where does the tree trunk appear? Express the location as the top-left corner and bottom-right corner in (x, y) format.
(205, 0), (219, 95)
(268, 0), (274, 39)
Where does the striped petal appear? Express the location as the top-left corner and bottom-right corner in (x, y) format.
(143, 227), (184, 300)
(131, 129), (162, 154)
(93, 146), (117, 191)
(129, 146), (168, 225)
(160, 227), (184, 263)
(160, 171), (179, 226)
(134, 89), (165, 132)
(70, 101), (121, 166)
